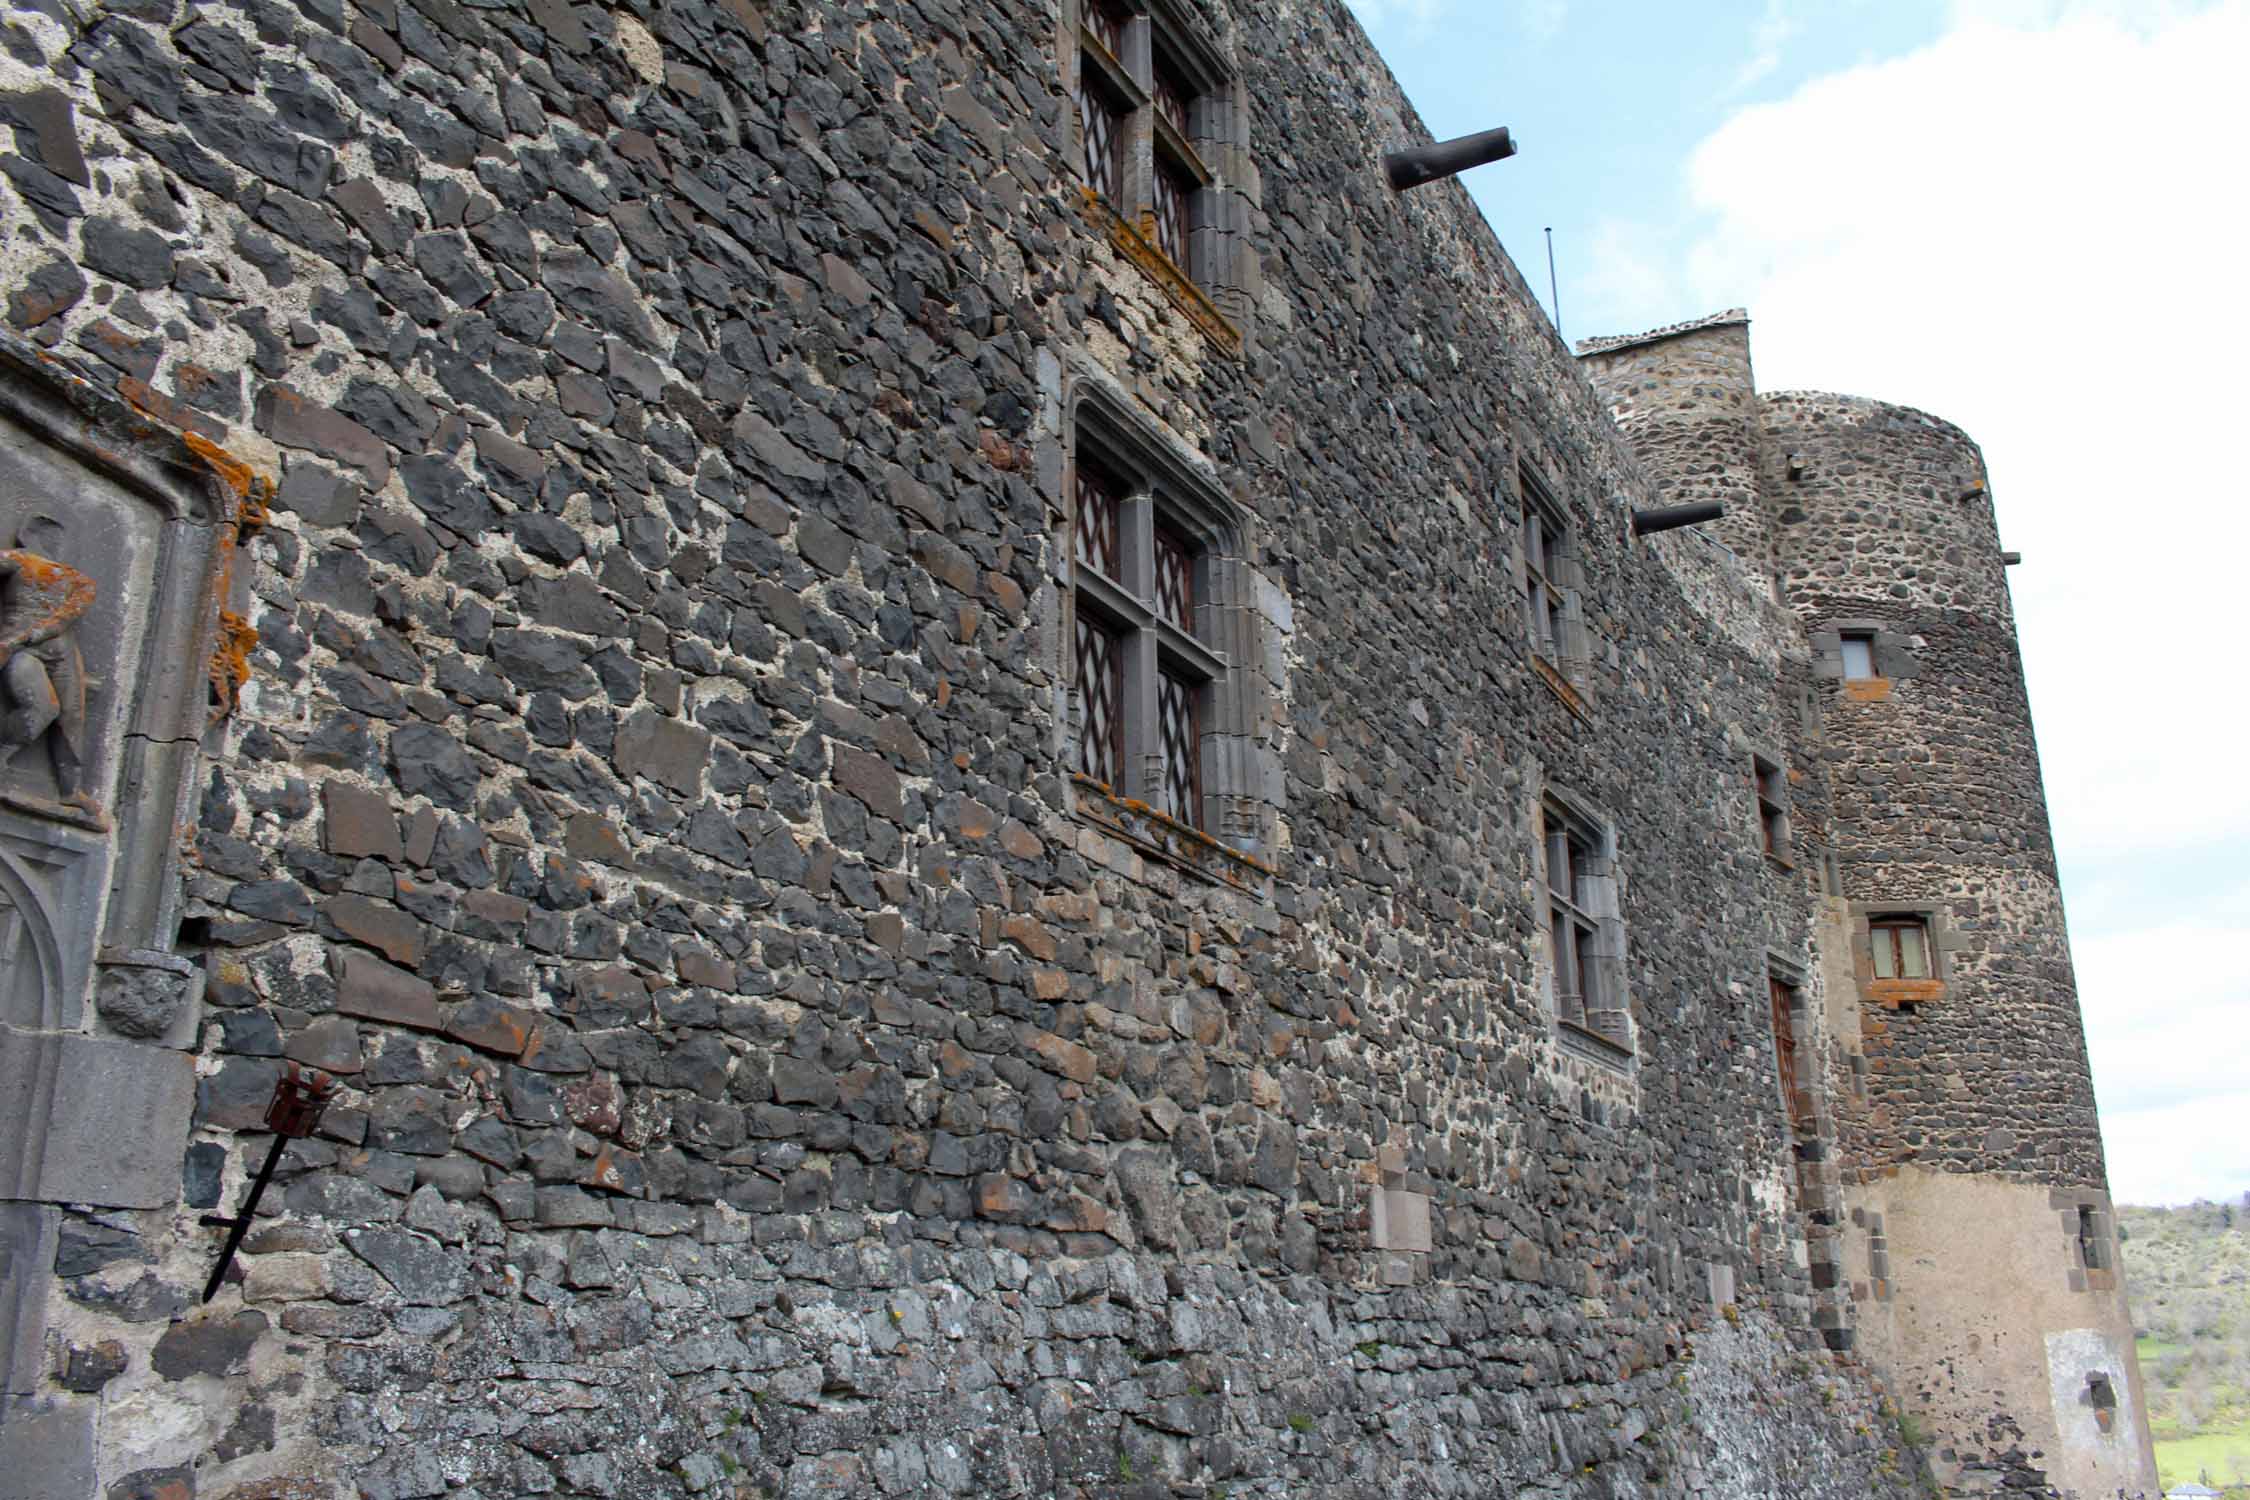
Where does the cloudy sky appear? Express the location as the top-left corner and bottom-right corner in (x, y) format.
(1346, 0), (2249, 1206)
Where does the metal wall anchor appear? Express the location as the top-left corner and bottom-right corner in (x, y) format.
(200, 1062), (336, 1303)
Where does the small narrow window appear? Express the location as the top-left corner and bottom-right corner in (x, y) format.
(1539, 805), (1629, 1061)
(1839, 631), (1877, 680)
(2078, 1206), (2106, 1270)
(1769, 975), (1797, 1096)
(1520, 466), (1571, 666)
(1753, 755), (1788, 858)
(1870, 916), (1931, 980)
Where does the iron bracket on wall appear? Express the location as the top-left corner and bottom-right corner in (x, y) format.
(200, 1063), (335, 1303)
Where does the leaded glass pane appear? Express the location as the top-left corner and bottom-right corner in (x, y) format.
(1153, 526), (1194, 630)
(1075, 462), (1121, 578)
(1084, 0), (1125, 57)
(1075, 73), (1124, 201)
(1154, 158), (1194, 269)
(1075, 616), (1123, 787)
(1153, 62), (1192, 138)
(1157, 669), (1201, 826)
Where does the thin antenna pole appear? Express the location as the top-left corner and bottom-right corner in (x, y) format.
(1544, 227), (1562, 341)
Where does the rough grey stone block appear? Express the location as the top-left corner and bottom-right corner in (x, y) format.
(0, 1031), (192, 1207)
(0, 1394), (95, 1500)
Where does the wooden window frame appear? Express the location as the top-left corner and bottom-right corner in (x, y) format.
(1868, 915), (1932, 981)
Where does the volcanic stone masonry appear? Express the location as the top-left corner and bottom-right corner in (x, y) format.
(0, 1), (2154, 1498)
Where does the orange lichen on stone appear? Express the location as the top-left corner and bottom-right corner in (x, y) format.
(209, 607), (258, 723)
(1080, 188), (1242, 357)
(1842, 678), (1893, 703)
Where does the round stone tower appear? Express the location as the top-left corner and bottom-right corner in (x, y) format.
(1763, 391), (2156, 1497)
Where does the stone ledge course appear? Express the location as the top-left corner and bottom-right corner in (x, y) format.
(0, 0), (2125, 1495)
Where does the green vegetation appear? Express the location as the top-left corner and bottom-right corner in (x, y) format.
(2119, 1196), (2250, 1493)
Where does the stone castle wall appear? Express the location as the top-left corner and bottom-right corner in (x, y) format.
(0, 0), (2137, 1497)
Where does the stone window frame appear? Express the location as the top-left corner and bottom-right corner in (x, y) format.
(1511, 459), (1593, 714)
(2051, 1188), (2118, 1293)
(1812, 619), (1919, 698)
(1750, 748), (1793, 867)
(1061, 0), (1249, 354)
(1062, 372), (1267, 886)
(1535, 785), (1634, 1069)
(1847, 900), (1962, 1012)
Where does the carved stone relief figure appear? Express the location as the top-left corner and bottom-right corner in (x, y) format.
(0, 511), (101, 827)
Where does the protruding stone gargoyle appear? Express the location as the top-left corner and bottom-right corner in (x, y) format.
(0, 511), (102, 829)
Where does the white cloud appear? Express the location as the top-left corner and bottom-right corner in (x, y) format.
(1733, 0), (1802, 90)
(1650, 1), (2250, 1203)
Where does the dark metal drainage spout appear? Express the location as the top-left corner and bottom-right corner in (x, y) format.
(1384, 127), (1517, 191)
(1631, 501), (1726, 537)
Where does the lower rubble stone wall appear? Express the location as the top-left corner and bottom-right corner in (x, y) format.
(71, 1211), (1922, 1500)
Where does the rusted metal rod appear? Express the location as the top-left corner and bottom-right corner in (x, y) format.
(200, 1064), (335, 1303)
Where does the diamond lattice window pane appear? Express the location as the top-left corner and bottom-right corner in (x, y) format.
(1153, 63), (1192, 139)
(1153, 526), (1194, 630)
(1076, 75), (1124, 202)
(1076, 463), (1121, 578)
(1154, 159), (1193, 268)
(1084, 0), (1125, 57)
(1157, 669), (1201, 826)
(1075, 616), (1123, 787)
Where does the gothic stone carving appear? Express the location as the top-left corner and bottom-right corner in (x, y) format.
(0, 336), (238, 1027)
(0, 515), (98, 825)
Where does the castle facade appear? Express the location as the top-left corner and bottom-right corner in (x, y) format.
(0, 0), (2152, 1495)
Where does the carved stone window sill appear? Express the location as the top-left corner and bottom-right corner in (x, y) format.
(1558, 1017), (1635, 1071)
(1531, 655), (1590, 721)
(1079, 189), (1243, 357)
(1070, 773), (1271, 896)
